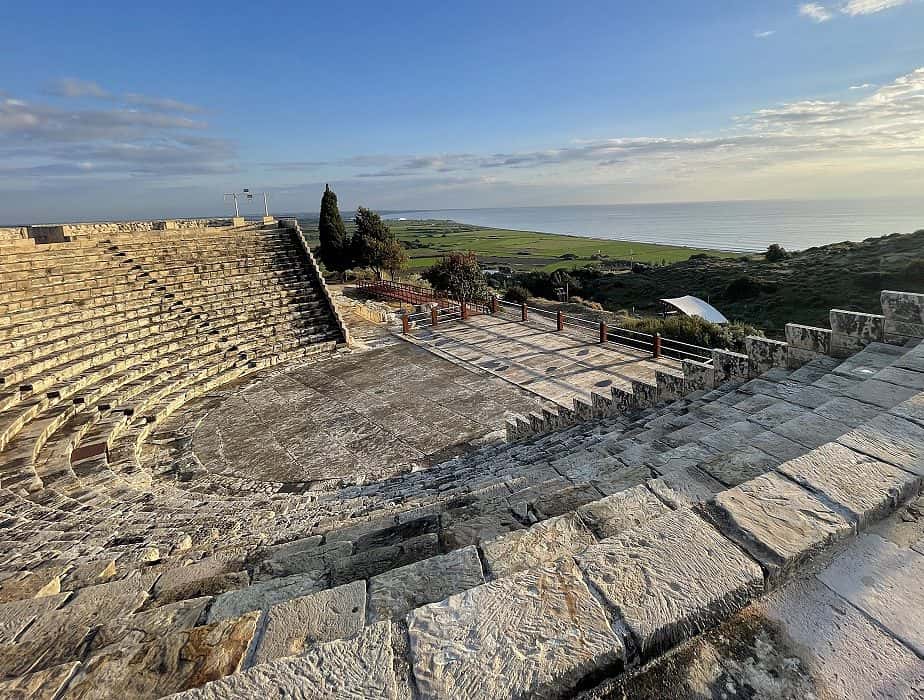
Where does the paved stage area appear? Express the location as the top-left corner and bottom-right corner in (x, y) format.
(170, 342), (548, 487)
(408, 310), (681, 407)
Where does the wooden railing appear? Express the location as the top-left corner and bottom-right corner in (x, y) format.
(357, 280), (714, 363)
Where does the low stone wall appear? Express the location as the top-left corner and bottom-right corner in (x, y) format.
(829, 309), (885, 357)
(745, 336), (788, 375)
(0, 227), (27, 241)
(27, 218), (230, 243)
(785, 323), (832, 368)
(881, 290), (924, 343)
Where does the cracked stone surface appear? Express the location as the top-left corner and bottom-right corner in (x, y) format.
(62, 611), (261, 698)
(0, 661), (78, 700)
(576, 484), (671, 540)
(705, 472), (851, 583)
(0, 593), (69, 644)
(838, 412), (924, 476)
(206, 572), (327, 624)
(89, 595), (212, 652)
(367, 546), (485, 623)
(777, 441), (922, 528)
(818, 533), (924, 658)
(249, 581), (366, 666)
(171, 623), (398, 700)
(480, 513), (596, 579)
(577, 508), (762, 657)
(407, 557), (625, 700)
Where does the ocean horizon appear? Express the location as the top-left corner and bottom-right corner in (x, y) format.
(385, 198), (924, 253)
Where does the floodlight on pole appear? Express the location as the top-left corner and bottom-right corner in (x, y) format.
(224, 190), (272, 219)
(223, 192), (240, 217)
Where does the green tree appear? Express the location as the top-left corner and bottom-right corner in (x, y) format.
(317, 184), (350, 272)
(351, 206), (407, 280)
(423, 251), (488, 301)
(765, 243), (789, 262)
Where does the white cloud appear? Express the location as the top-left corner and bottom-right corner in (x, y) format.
(841, 0), (911, 15)
(849, 83), (875, 89)
(754, 30), (776, 38)
(799, 3), (834, 21)
(123, 93), (203, 114)
(47, 78), (109, 98)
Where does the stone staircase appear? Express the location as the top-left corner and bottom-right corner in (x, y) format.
(0, 233), (921, 699)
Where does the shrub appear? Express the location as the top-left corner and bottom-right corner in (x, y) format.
(504, 285), (530, 304)
(725, 276), (761, 301)
(422, 251), (488, 301)
(618, 315), (759, 353)
(765, 243), (789, 262)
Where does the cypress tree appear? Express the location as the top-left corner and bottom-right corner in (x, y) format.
(317, 184), (349, 272)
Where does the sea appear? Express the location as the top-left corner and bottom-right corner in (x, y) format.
(386, 199), (924, 253)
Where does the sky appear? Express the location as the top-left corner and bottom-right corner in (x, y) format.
(2, 0), (924, 223)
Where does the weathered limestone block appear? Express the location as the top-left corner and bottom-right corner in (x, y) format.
(777, 441), (921, 528)
(874, 365), (924, 391)
(367, 546), (485, 623)
(153, 555), (248, 604)
(837, 412), (924, 476)
(818, 534), (924, 657)
(891, 392), (924, 427)
(681, 359), (715, 393)
(829, 309), (885, 357)
(480, 512), (596, 579)
(745, 336), (788, 376)
(712, 349), (750, 384)
(0, 567), (65, 604)
(330, 534), (439, 586)
(60, 559), (116, 590)
(881, 290), (924, 343)
(785, 324), (833, 368)
(407, 558), (625, 700)
(771, 412), (852, 450)
(756, 578), (924, 699)
(440, 512), (525, 551)
(703, 472), (851, 584)
(842, 377), (918, 410)
(171, 623), (398, 700)
(0, 589), (149, 677)
(631, 380), (657, 408)
(573, 396), (594, 420)
(698, 446), (777, 487)
(89, 596), (212, 652)
(656, 370), (685, 402)
(0, 661), (78, 699)
(206, 572), (327, 624)
(577, 509), (762, 657)
(576, 484), (672, 539)
(611, 386), (636, 412)
(252, 536), (351, 581)
(61, 612), (261, 698)
(0, 594), (68, 644)
(894, 344), (924, 374)
(591, 391), (614, 417)
(250, 581), (366, 666)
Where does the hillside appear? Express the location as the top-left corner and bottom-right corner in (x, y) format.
(555, 230), (924, 332)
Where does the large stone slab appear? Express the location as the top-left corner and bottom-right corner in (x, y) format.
(756, 577), (924, 699)
(480, 512), (596, 579)
(698, 446), (777, 487)
(577, 509), (762, 657)
(777, 441), (921, 528)
(0, 593), (68, 644)
(771, 412), (852, 450)
(367, 546), (485, 623)
(249, 581), (366, 666)
(0, 662), (78, 700)
(330, 534), (439, 586)
(843, 378), (919, 410)
(838, 412), (924, 476)
(407, 558), (625, 700)
(874, 365), (924, 391)
(152, 556), (249, 604)
(171, 623), (398, 700)
(818, 533), (924, 657)
(812, 395), (882, 426)
(704, 472), (851, 583)
(206, 572), (327, 624)
(61, 611), (261, 698)
(89, 595), (212, 652)
(576, 484), (671, 540)
(891, 392), (924, 427)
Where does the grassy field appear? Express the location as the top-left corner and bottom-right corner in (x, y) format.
(300, 217), (737, 272)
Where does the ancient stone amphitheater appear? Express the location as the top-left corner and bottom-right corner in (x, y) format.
(0, 219), (922, 699)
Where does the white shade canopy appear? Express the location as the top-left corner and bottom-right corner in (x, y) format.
(660, 295), (729, 324)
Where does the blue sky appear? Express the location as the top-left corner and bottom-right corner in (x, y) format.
(2, 0), (923, 222)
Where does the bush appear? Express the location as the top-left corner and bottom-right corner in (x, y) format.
(765, 243), (789, 262)
(725, 276), (761, 301)
(618, 315), (759, 353)
(504, 285), (530, 304)
(422, 251), (487, 301)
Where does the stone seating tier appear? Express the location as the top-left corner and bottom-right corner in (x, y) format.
(0, 228), (919, 699)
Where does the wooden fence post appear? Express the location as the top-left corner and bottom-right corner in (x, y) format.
(654, 332), (661, 358)
(431, 306), (438, 327)
(491, 296), (498, 314)
(521, 303), (528, 322)
(557, 310), (564, 331)
(461, 300), (468, 320)
(402, 313), (410, 335)
(599, 321), (607, 344)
